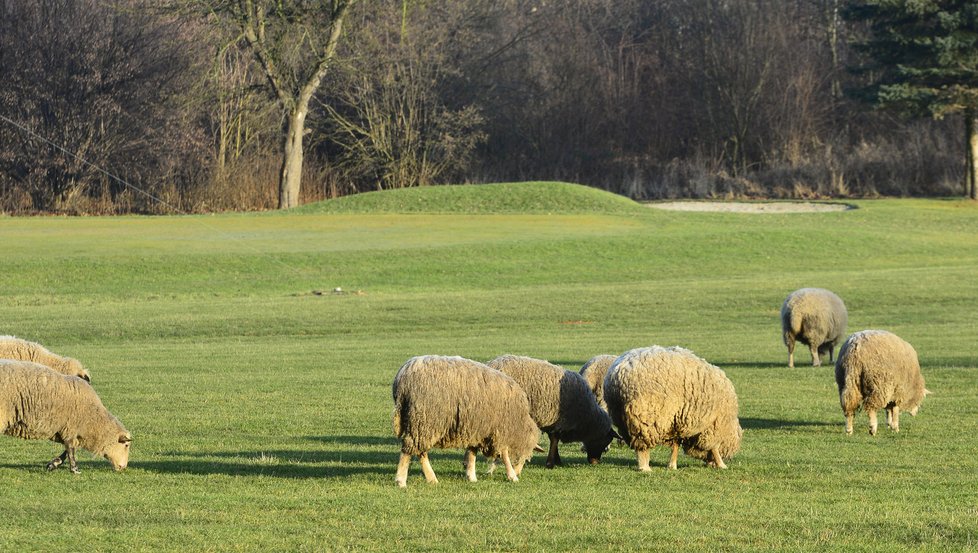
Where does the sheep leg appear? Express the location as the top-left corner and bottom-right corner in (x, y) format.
(418, 452), (438, 484)
(889, 406), (900, 432)
(667, 442), (679, 470)
(545, 434), (561, 468)
(844, 412), (854, 435)
(785, 331), (796, 368)
(463, 449), (477, 482)
(636, 448), (651, 472)
(46, 450), (68, 471)
(514, 458), (526, 477)
(868, 410), (878, 436)
(501, 450), (519, 482)
(809, 343), (821, 367)
(710, 448), (728, 469)
(66, 447), (79, 474)
(395, 452), (412, 487)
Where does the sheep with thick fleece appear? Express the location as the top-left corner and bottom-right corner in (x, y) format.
(392, 355), (540, 487)
(0, 360), (130, 473)
(781, 288), (848, 367)
(0, 336), (90, 382)
(603, 346), (742, 471)
(579, 354), (617, 411)
(488, 355), (616, 468)
(835, 330), (929, 435)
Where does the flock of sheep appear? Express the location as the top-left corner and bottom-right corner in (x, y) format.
(392, 287), (929, 486)
(0, 288), (927, 480)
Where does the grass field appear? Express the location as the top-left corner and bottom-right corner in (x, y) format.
(1, 182), (976, 551)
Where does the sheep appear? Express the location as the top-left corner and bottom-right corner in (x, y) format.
(578, 354), (617, 411)
(603, 346), (742, 471)
(780, 288), (848, 368)
(487, 354), (618, 468)
(835, 330), (930, 436)
(0, 360), (131, 473)
(0, 336), (90, 382)
(391, 355), (540, 487)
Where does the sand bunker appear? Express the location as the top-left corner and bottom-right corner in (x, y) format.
(647, 201), (852, 213)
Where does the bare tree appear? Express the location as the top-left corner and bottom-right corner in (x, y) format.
(189, 0), (357, 208)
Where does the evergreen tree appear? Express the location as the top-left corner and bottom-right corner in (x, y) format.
(846, 0), (978, 199)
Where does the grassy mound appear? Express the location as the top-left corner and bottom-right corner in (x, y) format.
(294, 181), (646, 215)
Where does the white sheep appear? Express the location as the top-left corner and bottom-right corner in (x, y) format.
(603, 346), (742, 471)
(0, 335), (90, 382)
(487, 354), (617, 468)
(0, 360), (130, 473)
(780, 288), (848, 367)
(392, 355), (540, 487)
(578, 354), (617, 411)
(835, 330), (929, 435)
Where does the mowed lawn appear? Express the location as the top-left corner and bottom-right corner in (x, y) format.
(0, 182), (976, 551)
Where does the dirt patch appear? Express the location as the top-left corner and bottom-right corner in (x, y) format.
(647, 201), (853, 213)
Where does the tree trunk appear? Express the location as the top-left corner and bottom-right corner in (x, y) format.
(279, 108), (306, 209)
(968, 109), (978, 200)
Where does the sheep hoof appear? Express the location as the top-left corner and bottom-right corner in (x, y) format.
(70, 468), (81, 475)
(45, 461), (61, 471)
(395, 479), (407, 488)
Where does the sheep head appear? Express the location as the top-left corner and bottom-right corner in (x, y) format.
(105, 433), (132, 471)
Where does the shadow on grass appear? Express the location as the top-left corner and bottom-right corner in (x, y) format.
(716, 362), (801, 369)
(134, 435), (400, 479)
(305, 435), (399, 447)
(740, 417), (835, 430)
(134, 458), (391, 479)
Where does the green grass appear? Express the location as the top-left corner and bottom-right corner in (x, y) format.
(1, 183), (976, 551)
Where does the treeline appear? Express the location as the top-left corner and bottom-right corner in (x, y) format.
(0, 0), (966, 214)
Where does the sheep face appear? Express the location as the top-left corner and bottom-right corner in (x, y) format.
(67, 360), (91, 383)
(582, 431), (615, 464)
(104, 433), (132, 471)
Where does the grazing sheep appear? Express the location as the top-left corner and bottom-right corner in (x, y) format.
(392, 355), (540, 487)
(603, 346), (742, 471)
(781, 288), (848, 368)
(0, 360), (131, 473)
(835, 330), (929, 435)
(487, 355), (617, 468)
(579, 354), (617, 411)
(0, 336), (90, 382)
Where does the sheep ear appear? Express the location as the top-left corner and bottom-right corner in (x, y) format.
(119, 434), (132, 444)
(533, 444), (545, 453)
(924, 389), (932, 396)
(609, 429), (624, 441)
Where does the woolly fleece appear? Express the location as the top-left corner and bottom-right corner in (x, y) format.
(488, 354), (613, 466)
(780, 288), (848, 367)
(835, 330), (928, 435)
(0, 360), (130, 472)
(0, 336), (90, 382)
(579, 354), (617, 411)
(604, 346), (742, 469)
(392, 355), (539, 485)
